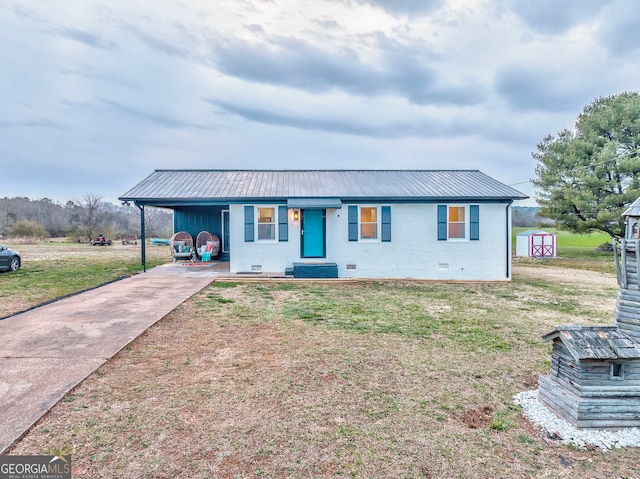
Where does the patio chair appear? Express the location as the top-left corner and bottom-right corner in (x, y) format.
(195, 231), (220, 261)
(170, 231), (195, 262)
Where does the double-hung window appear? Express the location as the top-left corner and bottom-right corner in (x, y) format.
(438, 205), (479, 241)
(360, 207), (379, 240)
(348, 205), (391, 242)
(257, 207), (276, 241)
(448, 206), (466, 239)
(244, 205), (288, 242)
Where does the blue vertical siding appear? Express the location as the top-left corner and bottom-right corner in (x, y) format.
(174, 206), (229, 260)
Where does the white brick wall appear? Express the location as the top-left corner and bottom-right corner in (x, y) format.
(229, 203), (513, 280)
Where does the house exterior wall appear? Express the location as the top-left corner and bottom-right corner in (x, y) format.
(229, 202), (513, 280)
(174, 206), (228, 260)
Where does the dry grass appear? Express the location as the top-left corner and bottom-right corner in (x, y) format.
(0, 240), (172, 318)
(9, 262), (640, 478)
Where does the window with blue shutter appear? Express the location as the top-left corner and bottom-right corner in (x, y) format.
(381, 206), (391, 242)
(348, 205), (358, 241)
(470, 205), (479, 240)
(278, 205), (288, 242)
(244, 205), (254, 242)
(437, 205), (447, 240)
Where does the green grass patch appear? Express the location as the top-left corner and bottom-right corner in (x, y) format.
(512, 227), (615, 273)
(513, 227), (611, 248)
(212, 281), (240, 288)
(0, 243), (171, 317)
(205, 282), (541, 352)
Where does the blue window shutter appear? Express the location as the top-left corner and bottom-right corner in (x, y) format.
(381, 206), (391, 242)
(348, 205), (358, 241)
(244, 206), (254, 242)
(278, 205), (288, 242)
(470, 205), (479, 240)
(437, 205), (447, 241)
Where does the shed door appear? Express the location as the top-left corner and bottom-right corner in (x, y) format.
(301, 209), (325, 258)
(531, 233), (554, 257)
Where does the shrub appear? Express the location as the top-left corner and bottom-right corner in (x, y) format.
(9, 220), (49, 239)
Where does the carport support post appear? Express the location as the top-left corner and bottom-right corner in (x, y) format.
(136, 203), (146, 272)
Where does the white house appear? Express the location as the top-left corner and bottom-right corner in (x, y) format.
(119, 170), (527, 280)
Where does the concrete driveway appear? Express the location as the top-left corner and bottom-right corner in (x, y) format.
(0, 265), (217, 453)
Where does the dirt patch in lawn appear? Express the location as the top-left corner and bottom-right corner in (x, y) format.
(514, 264), (617, 288)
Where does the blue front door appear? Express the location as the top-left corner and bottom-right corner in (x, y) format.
(301, 209), (325, 258)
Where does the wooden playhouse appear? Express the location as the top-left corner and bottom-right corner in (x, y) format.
(538, 197), (640, 429)
(538, 325), (640, 429)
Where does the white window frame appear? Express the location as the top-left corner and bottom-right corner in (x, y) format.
(256, 206), (278, 242)
(447, 205), (469, 241)
(359, 206), (380, 241)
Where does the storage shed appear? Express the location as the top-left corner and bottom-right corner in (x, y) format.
(538, 325), (640, 429)
(515, 230), (556, 257)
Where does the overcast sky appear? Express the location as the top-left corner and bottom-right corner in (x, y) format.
(2, 0), (639, 206)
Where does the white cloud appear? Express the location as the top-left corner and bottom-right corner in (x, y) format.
(0, 0), (638, 206)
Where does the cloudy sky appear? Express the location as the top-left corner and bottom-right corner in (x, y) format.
(1, 0), (639, 206)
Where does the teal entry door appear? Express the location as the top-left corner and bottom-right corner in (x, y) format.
(301, 209), (326, 258)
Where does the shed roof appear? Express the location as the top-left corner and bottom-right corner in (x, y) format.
(542, 325), (640, 360)
(516, 229), (553, 236)
(119, 169), (528, 205)
(623, 197), (640, 217)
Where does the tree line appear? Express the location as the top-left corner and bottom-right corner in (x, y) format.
(512, 207), (553, 228)
(0, 194), (172, 241)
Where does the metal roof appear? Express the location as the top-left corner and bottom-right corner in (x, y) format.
(623, 197), (640, 217)
(119, 169), (528, 204)
(516, 229), (553, 236)
(286, 198), (343, 209)
(542, 325), (640, 360)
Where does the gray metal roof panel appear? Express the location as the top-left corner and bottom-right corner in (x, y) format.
(287, 198), (343, 209)
(119, 169), (528, 202)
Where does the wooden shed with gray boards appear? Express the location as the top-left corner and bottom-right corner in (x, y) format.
(613, 197), (640, 342)
(538, 325), (640, 429)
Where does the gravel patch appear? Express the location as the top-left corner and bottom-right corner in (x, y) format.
(514, 390), (640, 450)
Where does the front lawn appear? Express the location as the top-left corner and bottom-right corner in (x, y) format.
(10, 266), (637, 478)
(0, 241), (172, 318)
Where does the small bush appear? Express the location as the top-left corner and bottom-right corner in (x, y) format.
(595, 242), (614, 252)
(9, 220), (48, 240)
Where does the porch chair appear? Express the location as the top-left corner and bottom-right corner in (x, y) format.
(195, 231), (221, 261)
(170, 231), (195, 262)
